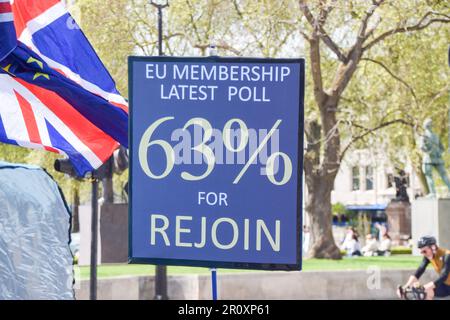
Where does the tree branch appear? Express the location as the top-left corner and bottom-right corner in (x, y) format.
(233, 0), (267, 54)
(358, 0), (385, 40)
(325, 0), (386, 100)
(364, 12), (450, 51)
(299, 0), (346, 62)
(424, 84), (450, 111)
(340, 119), (414, 161)
(320, 30), (348, 62)
(362, 58), (419, 108)
(185, 0), (202, 45)
(309, 37), (326, 105)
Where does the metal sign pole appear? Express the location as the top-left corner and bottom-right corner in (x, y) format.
(89, 177), (98, 300)
(211, 268), (218, 300)
(150, 0), (169, 300)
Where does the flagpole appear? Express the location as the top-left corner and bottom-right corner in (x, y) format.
(150, 0), (169, 301)
(89, 176), (99, 300)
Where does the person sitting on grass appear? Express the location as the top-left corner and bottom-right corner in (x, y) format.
(361, 234), (379, 256)
(342, 228), (361, 257)
(377, 233), (392, 256)
(398, 236), (450, 300)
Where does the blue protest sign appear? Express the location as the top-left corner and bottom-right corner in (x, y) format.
(129, 56), (304, 270)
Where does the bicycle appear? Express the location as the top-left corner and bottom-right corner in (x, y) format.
(397, 285), (427, 300)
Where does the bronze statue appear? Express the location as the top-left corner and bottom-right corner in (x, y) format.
(394, 169), (410, 202)
(419, 118), (450, 197)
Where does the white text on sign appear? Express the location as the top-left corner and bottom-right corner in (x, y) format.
(146, 63), (292, 102)
(138, 117), (293, 185)
(149, 214), (281, 252)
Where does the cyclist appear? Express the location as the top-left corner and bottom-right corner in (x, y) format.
(398, 236), (450, 300)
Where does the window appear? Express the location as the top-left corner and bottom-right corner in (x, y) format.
(387, 174), (394, 188)
(352, 166), (360, 191)
(366, 166), (374, 190)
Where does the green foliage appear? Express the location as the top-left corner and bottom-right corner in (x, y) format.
(332, 202), (347, 216)
(391, 247), (413, 255)
(344, 23), (450, 193)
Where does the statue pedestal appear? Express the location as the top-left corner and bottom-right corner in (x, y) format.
(386, 201), (411, 246)
(411, 198), (450, 255)
(79, 203), (128, 265)
(99, 203), (128, 263)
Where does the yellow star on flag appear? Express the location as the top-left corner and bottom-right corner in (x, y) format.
(26, 56), (50, 80)
(27, 57), (44, 70)
(2, 64), (15, 77)
(33, 72), (50, 80)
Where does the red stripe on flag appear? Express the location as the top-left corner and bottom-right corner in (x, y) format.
(15, 77), (118, 163)
(14, 89), (42, 145)
(110, 101), (129, 114)
(44, 145), (60, 153)
(14, 89), (58, 153)
(0, 2), (12, 14)
(12, 0), (61, 37)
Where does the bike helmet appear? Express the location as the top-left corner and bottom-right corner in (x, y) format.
(417, 236), (436, 248)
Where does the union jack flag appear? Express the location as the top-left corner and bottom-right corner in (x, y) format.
(0, 0), (128, 176)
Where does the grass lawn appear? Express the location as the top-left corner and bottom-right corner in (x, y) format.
(78, 255), (422, 279)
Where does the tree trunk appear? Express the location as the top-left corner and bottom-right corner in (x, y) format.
(305, 172), (342, 259)
(102, 176), (114, 203)
(304, 116), (342, 260)
(303, 22), (361, 259)
(72, 186), (80, 233)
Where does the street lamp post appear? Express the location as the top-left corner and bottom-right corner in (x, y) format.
(149, 0), (169, 301)
(150, 0), (169, 56)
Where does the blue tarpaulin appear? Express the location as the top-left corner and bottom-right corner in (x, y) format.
(0, 161), (73, 300)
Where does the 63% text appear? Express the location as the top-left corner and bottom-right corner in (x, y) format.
(138, 117), (293, 186)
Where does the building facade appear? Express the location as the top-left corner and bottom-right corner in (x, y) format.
(331, 149), (422, 208)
